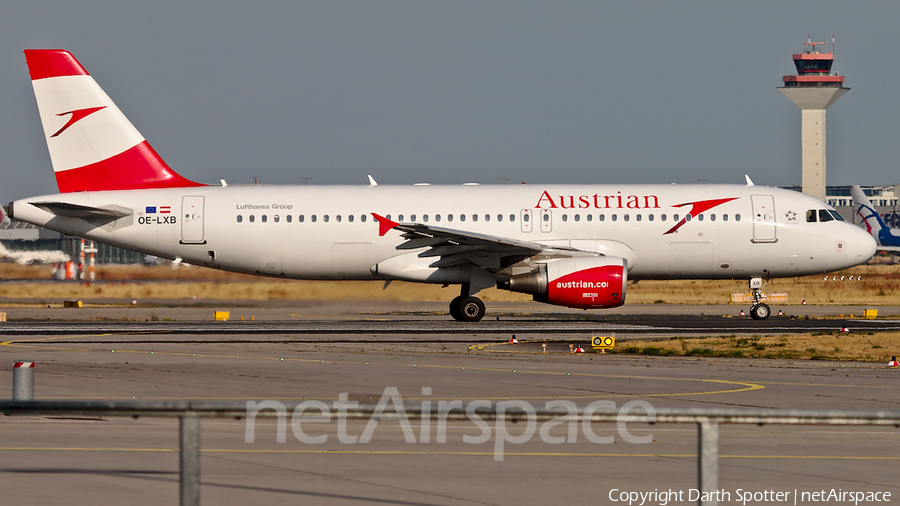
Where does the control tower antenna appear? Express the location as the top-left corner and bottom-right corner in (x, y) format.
(778, 36), (849, 201)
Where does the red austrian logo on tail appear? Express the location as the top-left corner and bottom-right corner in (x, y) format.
(51, 106), (107, 137)
(663, 197), (739, 235)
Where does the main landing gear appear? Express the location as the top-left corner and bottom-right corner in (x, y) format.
(748, 277), (770, 320)
(449, 295), (486, 322)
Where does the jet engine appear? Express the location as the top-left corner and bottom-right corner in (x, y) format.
(497, 257), (627, 309)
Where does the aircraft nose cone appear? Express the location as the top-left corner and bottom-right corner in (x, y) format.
(851, 225), (877, 263)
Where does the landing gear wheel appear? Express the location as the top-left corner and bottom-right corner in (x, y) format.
(750, 303), (770, 320)
(449, 296), (463, 321)
(453, 296), (485, 322)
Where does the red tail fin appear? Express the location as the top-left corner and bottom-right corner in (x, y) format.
(25, 49), (204, 192)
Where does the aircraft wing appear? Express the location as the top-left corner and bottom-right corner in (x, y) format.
(372, 213), (593, 272)
(875, 246), (900, 252)
(29, 202), (133, 222)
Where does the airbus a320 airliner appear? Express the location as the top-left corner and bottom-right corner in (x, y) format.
(8, 50), (876, 321)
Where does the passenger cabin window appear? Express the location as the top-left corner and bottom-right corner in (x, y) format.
(261, 215), (267, 223)
(348, 215), (354, 222)
(237, 215), (243, 223)
(410, 214), (416, 221)
(249, 215), (255, 223)
(521, 214), (527, 222)
(324, 215), (330, 223)
(735, 214), (741, 221)
(423, 215), (429, 222)
(361, 215), (367, 222)
(287, 215), (292, 223)
(435, 215), (441, 222)
(274, 215), (280, 223)
(448, 214), (454, 222)
(587, 214), (593, 222)
(510, 214), (515, 222)
(312, 215), (317, 222)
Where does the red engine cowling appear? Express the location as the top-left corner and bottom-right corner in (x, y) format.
(498, 257), (627, 309)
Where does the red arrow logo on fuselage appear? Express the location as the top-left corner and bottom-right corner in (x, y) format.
(51, 106), (107, 137)
(372, 213), (400, 236)
(663, 197), (739, 235)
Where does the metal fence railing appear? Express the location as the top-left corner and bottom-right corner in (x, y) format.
(2, 401), (898, 506)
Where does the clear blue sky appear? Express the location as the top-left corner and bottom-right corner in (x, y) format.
(1, 1), (898, 203)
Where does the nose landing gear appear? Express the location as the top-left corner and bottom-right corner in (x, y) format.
(748, 277), (770, 320)
(749, 302), (770, 320)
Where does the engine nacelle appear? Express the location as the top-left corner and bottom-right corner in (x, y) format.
(498, 257), (627, 309)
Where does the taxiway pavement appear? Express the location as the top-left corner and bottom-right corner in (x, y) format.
(0, 303), (898, 505)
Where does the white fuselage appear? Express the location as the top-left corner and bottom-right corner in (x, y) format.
(10, 183), (876, 281)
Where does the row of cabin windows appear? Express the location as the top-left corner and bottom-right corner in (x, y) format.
(558, 213), (741, 223)
(235, 212), (744, 224)
(235, 214), (516, 224)
(806, 209), (845, 222)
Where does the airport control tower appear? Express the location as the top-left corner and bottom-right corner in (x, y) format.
(779, 36), (849, 201)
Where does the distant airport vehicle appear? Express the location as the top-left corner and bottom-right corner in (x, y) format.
(0, 205), (69, 264)
(0, 240), (69, 265)
(850, 185), (900, 252)
(8, 50), (876, 320)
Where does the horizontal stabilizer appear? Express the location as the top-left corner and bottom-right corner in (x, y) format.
(30, 201), (132, 221)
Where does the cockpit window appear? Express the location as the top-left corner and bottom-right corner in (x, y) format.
(806, 210), (817, 223)
(818, 209), (834, 222)
(829, 210), (845, 221)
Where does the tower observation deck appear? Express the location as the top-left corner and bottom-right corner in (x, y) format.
(778, 36), (849, 201)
